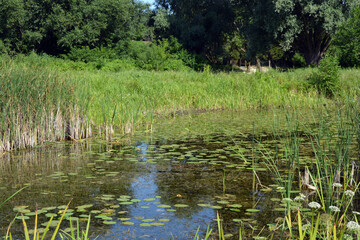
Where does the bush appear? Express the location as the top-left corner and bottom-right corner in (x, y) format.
(309, 54), (340, 97)
(292, 53), (307, 68)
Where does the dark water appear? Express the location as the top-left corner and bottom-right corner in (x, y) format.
(0, 110), (329, 239)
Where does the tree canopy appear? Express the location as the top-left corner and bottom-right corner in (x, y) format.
(0, 0), (358, 67)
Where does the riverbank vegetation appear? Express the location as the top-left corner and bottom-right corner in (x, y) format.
(1, 0), (360, 238)
(1, 53), (360, 152)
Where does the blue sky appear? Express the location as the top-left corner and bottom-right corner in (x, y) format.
(141, 0), (155, 5)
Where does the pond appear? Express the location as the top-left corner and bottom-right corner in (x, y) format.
(0, 109), (354, 239)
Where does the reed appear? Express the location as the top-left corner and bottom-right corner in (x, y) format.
(3, 53), (360, 151)
(0, 56), (91, 153)
(248, 99), (360, 239)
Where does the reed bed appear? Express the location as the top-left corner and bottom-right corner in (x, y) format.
(0, 56), (91, 153)
(240, 99), (360, 239)
(2, 54), (360, 151)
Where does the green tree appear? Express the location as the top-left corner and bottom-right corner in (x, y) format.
(0, 0), (153, 55)
(156, 0), (236, 63)
(333, 6), (360, 67)
(243, 0), (350, 65)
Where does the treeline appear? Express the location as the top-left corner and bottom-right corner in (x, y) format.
(1, 0), (360, 69)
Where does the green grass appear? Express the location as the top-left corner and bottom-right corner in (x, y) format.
(0, 55), (91, 152)
(1, 53), (360, 150)
(236, 99), (360, 239)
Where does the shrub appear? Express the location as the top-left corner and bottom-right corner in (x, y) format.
(309, 54), (340, 97)
(292, 53), (307, 68)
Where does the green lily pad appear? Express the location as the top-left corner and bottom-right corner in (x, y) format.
(103, 221), (116, 225)
(142, 218), (155, 223)
(197, 203), (211, 207)
(174, 204), (189, 208)
(229, 204), (242, 208)
(159, 219), (170, 222)
(45, 213), (57, 218)
(122, 221), (134, 226)
(230, 208), (241, 212)
(143, 198), (156, 202)
(119, 202), (133, 205)
(76, 204), (93, 209)
(41, 220), (60, 227)
(210, 206), (222, 210)
(157, 205), (171, 208)
(140, 223), (152, 227)
(246, 209), (260, 213)
(151, 222), (165, 226)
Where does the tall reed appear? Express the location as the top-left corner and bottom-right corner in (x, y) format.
(0, 56), (91, 153)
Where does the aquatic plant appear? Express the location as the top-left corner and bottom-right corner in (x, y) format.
(0, 56), (91, 153)
(5, 202), (93, 240)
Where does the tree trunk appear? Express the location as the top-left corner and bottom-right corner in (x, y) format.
(256, 57), (261, 71)
(304, 50), (323, 66)
(298, 26), (331, 66)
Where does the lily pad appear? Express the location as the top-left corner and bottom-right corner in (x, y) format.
(143, 198), (156, 202)
(103, 221), (116, 225)
(174, 204), (189, 208)
(122, 221), (134, 226)
(151, 222), (165, 226)
(159, 219), (170, 222)
(142, 218), (155, 222)
(157, 205), (171, 208)
(246, 209), (260, 213)
(229, 204), (242, 208)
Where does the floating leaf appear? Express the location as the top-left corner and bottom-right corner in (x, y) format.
(174, 204), (189, 208)
(157, 205), (171, 208)
(140, 223), (151, 227)
(159, 219), (170, 222)
(143, 198), (156, 202)
(151, 222), (165, 226)
(197, 204), (211, 207)
(142, 218), (155, 223)
(119, 202), (133, 205)
(210, 206), (222, 210)
(103, 221), (116, 225)
(76, 204), (93, 209)
(229, 204), (242, 208)
(122, 221), (134, 226)
(45, 213), (57, 218)
(246, 209), (260, 213)
(230, 208), (241, 212)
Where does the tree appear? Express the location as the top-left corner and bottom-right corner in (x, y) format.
(0, 0), (153, 55)
(333, 6), (360, 67)
(244, 0), (350, 65)
(156, 0), (236, 63)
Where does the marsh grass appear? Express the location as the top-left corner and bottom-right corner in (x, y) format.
(2, 54), (360, 152)
(243, 98), (360, 239)
(0, 56), (91, 152)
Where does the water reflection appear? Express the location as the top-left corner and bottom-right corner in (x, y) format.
(1, 110), (320, 239)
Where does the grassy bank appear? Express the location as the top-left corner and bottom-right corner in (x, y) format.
(1, 54), (360, 151)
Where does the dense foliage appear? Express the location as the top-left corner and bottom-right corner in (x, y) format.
(0, 0), (359, 68)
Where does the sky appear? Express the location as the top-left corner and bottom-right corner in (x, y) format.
(141, 0), (155, 5)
